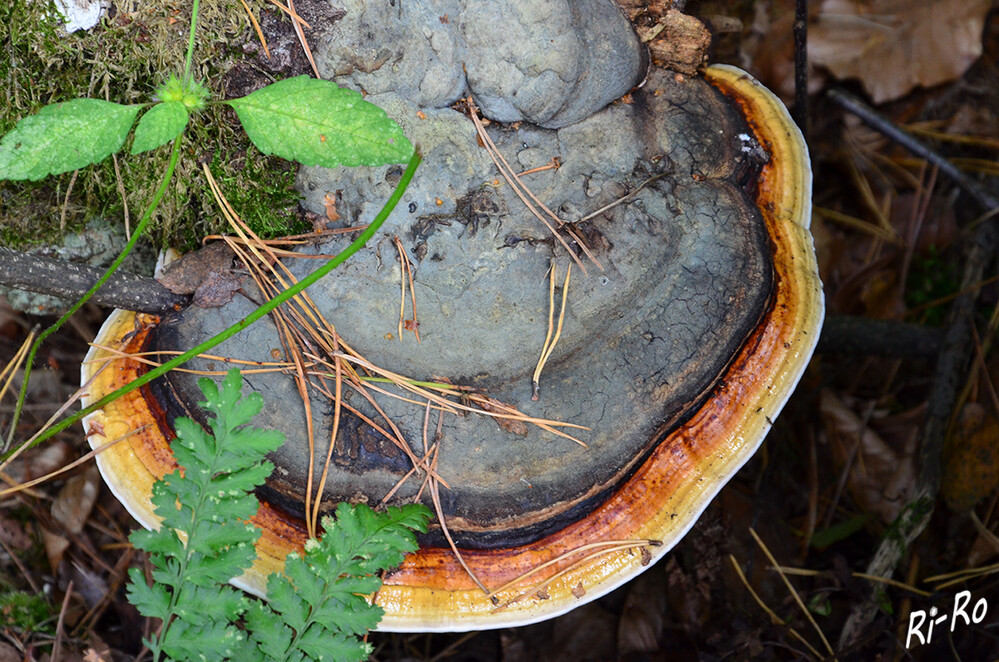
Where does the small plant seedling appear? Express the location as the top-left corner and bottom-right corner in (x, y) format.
(127, 369), (431, 662)
(0, 0), (421, 459)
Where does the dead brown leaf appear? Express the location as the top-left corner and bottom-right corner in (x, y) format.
(942, 403), (999, 512)
(477, 395), (529, 436)
(967, 523), (999, 567)
(549, 603), (616, 662)
(42, 526), (70, 571)
(51, 465), (100, 536)
(820, 390), (917, 524)
(322, 193), (340, 224)
(83, 637), (114, 662)
(157, 241), (236, 295)
(20, 440), (71, 482)
(665, 555), (712, 632)
(617, 566), (666, 656)
(192, 270), (245, 309)
(810, 0), (993, 103)
(0, 515), (31, 551)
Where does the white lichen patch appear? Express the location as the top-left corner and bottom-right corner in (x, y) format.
(53, 0), (106, 33)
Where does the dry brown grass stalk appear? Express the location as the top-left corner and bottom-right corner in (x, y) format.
(749, 528), (836, 658)
(465, 96), (600, 272)
(194, 166), (593, 590)
(240, 0), (270, 59)
(532, 261), (570, 401)
(729, 554), (823, 659)
(489, 540), (660, 612)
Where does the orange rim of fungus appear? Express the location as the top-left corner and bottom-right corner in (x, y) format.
(82, 64), (822, 632)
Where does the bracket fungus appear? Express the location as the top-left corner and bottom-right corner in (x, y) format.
(83, 64), (822, 632)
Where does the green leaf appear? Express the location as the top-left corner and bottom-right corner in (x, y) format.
(297, 629), (371, 662)
(315, 503), (429, 576)
(243, 503), (430, 661)
(131, 101), (189, 155)
(227, 76), (413, 168)
(126, 568), (172, 622)
(242, 603), (294, 660)
(172, 584), (248, 625)
(810, 513), (871, 550)
(0, 99), (140, 180)
(124, 369), (285, 661)
(160, 619), (246, 661)
(124, 371), (432, 662)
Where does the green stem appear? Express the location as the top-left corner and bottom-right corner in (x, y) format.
(182, 0), (201, 84)
(1, 151), (421, 462)
(3, 136), (184, 452)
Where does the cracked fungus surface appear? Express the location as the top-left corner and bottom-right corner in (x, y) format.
(145, 70), (774, 550)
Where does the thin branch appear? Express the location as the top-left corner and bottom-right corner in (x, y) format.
(827, 89), (999, 211)
(793, 0), (808, 136)
(0, 247), (188, 314)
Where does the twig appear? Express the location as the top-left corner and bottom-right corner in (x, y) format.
(0, 247), (189, 314)
(111, 154), (131, 241)
(423, 403), (489, 594)
(729, 555), (823, 660)
(490, 540), (658, 612)
(0, 328), (36, 408)
(532, 262), (571, 400)
(827, 89), (999, 211)
(817, 314), (942, 359)
(0, 536), (40, 594)
(516, 157), (560, 177)
(285, 0), (319, 78)
(793, 0), (808, 137)
(0, 425), (145, 497)
(52, 580), (73, 662)
(59, 170), (78, 232)
(241, 0), (270, 59)
(486, 539), (658, 600)
(771, 565), (932, 597)
(466, 97), (597, 271)
(267, 0), (312, 29)
(393, 236), (420, 341)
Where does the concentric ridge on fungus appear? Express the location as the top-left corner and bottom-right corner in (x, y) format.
(82, 64), (822, 632)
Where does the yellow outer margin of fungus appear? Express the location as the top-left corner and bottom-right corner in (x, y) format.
(81, 64), (823, 632)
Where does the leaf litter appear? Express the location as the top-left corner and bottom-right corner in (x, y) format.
(809, 0), (993, 103)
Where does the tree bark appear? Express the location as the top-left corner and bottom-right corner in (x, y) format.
(0, 246), (188, 314)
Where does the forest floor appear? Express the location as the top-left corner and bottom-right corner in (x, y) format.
(2, 1), (999, 661)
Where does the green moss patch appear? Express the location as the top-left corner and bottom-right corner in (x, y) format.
(0, 0), (305, 251)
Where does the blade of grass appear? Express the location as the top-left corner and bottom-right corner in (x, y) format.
(0, 150), (421, 463)
(4, 136), (184, 453)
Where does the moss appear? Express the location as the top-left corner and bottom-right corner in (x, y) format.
(0, 590), (54, 633)
(0, 0), (304, 251)
(906, 245), (960, 326)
